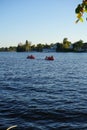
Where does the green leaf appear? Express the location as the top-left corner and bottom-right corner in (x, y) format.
(79, 17), (83, 22)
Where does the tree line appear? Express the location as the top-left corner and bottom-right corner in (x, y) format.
(0, 38), (86, 52)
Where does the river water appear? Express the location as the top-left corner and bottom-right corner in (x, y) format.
(0, 52), (87, 130)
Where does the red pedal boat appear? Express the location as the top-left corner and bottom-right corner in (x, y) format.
(45, 56), (54, 60)
(27, 55), (35, 59)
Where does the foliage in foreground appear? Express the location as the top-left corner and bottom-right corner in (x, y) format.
(75, 0), (87, 23)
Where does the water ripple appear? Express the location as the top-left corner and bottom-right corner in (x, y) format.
(0, 52), (87, 129)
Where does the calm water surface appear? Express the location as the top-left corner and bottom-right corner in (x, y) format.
(0, 52), (87, 130)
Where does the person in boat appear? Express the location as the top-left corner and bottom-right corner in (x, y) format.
(45, 56), (54, 60)
(45, 56), (48, 60)
(51, 56), (54, 60)
(51, 56), (53, 58)
(30, 55), (33, 58)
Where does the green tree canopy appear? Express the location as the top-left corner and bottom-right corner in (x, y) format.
(62, 38), (71, 49)
(73, 40), (84, 51)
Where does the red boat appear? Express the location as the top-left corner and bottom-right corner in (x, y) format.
(27, 55), (35, 59)
(45, 56), (54, 60)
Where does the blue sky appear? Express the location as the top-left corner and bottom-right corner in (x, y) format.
(0, 0), (87, 47)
